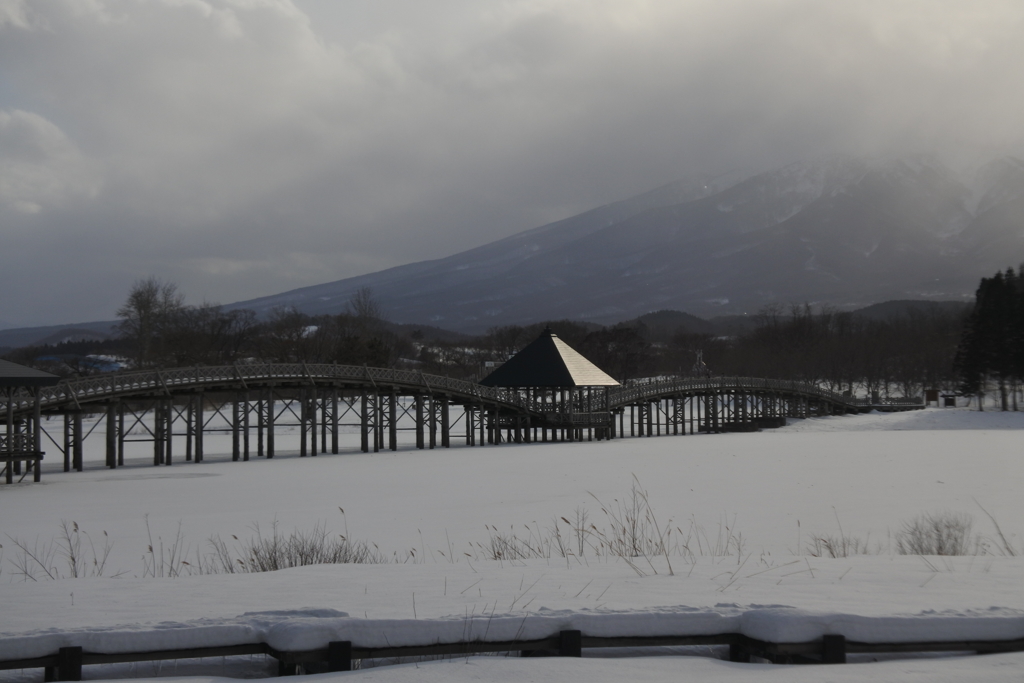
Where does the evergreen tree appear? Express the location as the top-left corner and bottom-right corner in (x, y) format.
(954, 268), (1023, 409)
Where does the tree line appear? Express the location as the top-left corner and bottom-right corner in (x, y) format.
(954, 267), (1024, 410)
(112, 279), (413, 369)
(5, 277), (983, 402)
(426, 305), (965, 399)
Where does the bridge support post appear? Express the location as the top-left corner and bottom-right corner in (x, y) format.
(438, 395), (446, 448)
(232, 395), (241, 461)
(116, 403), (124, 466)
(331, 389), (339, 454)
(73, 411), (83, 472)
(186, 397), (194, 462)
(321, 391), (328, 455)
(30, 390), (40, 480)
(195, 393), (204, 463)
(364, 389), (372, 454)
(153, 401), (163, 466)
(415, 394), (424, 449)
(4, 388), (11, 482)
(165, 399), (173, 466)
(300, 389), (308, 457)
(689, 395), (695, 434)
(441, 396), (450, 448)
(311, 386), (318, 456)
(481, 405), (488, 446)
(428, 395), (437, 449)
(266, 391), (275, 458)
(376, 393), (385, 452)
(256, 394), (264, 457)
(389, 390), (397, 452)
(63, 413), (71, 472)
(243, 392), (250, 461)
(374, 393), (382, 453)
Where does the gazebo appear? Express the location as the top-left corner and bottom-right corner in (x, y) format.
(1, 359), (60, 483)
(480, 328), (619, 442)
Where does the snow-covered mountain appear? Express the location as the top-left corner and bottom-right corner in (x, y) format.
(230, 155), (1024, 332)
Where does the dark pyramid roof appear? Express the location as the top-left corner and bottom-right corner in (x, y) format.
(0, 359), (61, 387)
(479, 328), (619, 388)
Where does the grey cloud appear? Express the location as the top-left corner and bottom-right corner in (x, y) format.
(2, 0), (1024, 326)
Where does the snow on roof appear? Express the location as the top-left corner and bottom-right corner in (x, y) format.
(479, 328), (619, 388)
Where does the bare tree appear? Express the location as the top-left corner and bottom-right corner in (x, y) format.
(116, 278), (185, 367)
(348, 287), (385, 324)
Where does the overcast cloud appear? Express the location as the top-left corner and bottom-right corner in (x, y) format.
(2, 0), (1024, 326)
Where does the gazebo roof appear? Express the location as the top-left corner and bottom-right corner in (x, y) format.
(0, 359), (61, 387)
(479, 328), (620, 388)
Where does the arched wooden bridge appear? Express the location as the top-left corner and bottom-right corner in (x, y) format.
(1, 364), (922, 481)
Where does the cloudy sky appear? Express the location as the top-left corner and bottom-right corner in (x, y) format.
(2, 0), (1024, 327)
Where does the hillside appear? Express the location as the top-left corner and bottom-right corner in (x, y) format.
(225, 155), (1022, 333)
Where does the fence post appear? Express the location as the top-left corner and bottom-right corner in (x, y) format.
(57, 646), (83, 681)
(822, 634), (846, 664)
(728, 638), (750, 663)
(327, 641), (352, 672)
(559, 630), (582, 657)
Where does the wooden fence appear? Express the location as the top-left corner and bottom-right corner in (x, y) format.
(4, 629), (1022, 680)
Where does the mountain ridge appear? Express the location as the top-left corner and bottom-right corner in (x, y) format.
(221, 154), (1020, 333)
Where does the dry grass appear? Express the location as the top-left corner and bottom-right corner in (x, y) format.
(4, 496), (1017, 581)
(474, 477), (745, 574)
(895, 511), (982, 556)
(6, 520), (118, 580)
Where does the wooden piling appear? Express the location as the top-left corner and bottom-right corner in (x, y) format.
(232, 395), (241, 462)
(415, 394), (424, 449)
(195, 393), (204, 463)
(164, 400), (172, 466)
(360, 391), (369, 453)
(243, 392), (250, 461)
(300, 389), (308, 457)
(267, 392), (276, 458)
(117, 403), (125, 466)
(63, 413), (71, 472)
(331, 389), (339, 454)
(73, 412), (83, 472)
(389, 390), (397, 452)
(186, 397), (194, 462)
(441, 396), (450, 448)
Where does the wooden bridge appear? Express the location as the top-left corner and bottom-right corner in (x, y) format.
(1, 364), (923, 481)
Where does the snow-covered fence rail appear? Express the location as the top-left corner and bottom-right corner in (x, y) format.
(4, 629), (1023, 680)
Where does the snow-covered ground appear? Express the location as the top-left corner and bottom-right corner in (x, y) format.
(2, 408), (1023, 681)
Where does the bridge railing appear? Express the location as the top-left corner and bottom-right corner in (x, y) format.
(0, 364), (544, 418)
(1, 366), (920, 418)
(873, 397), (926, 407)
(609, 376), (872, 410)
(0, 433), (31, 453)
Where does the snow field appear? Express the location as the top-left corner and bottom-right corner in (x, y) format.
(7, 408), (1023, 572)
(1, 408), (1023, 681)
